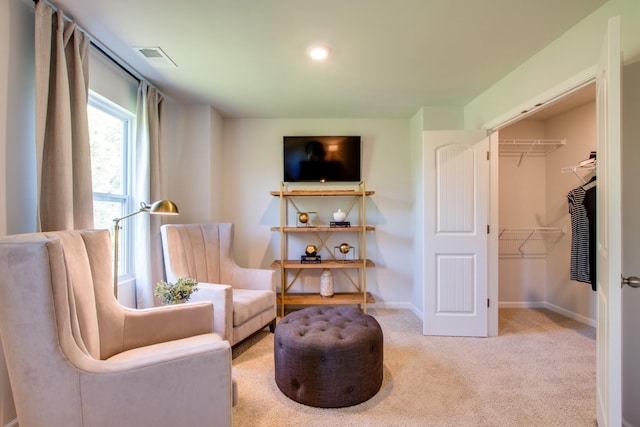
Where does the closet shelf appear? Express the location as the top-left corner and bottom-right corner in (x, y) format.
(499, 139), (566, 166)
(498, 227), (566, 258)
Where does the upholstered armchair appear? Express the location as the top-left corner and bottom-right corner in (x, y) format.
(0, 230), (233, 427)
(160, 223), (276, 345)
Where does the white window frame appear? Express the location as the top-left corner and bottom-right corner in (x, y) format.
(88, 90), (136, 280)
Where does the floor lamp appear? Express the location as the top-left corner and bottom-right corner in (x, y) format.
(113, 200), (179, 299)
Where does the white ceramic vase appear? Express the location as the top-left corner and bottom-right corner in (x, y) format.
(320, 269), (334, 297)
(333, 209), (347, 222)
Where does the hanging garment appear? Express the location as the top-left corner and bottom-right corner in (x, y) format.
(568, 185), (591, 284)
(583, 182), (597, 291)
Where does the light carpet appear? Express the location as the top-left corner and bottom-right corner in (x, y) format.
(231, 308), (596, 426)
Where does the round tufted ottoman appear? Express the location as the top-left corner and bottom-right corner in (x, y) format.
(274, 306), (383, 408)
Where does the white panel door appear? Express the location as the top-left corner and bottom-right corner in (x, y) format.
(596, 16), (622, 427)
(423, 130), (489, 337)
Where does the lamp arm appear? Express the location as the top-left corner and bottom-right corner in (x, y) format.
(112, 207), (147, 299)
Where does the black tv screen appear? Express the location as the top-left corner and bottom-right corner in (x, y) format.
(283, 136), (361, 182)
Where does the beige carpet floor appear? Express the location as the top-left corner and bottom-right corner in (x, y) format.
(231, 308), (596, 426)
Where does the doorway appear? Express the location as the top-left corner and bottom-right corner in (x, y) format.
(495, 83), (598, 327)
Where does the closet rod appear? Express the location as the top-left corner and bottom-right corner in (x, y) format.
(33, 0), (142, 83)
(561, 164), (596, 183)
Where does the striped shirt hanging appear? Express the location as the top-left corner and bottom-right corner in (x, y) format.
(568, 186), (590, 284)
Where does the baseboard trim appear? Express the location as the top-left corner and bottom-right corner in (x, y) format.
(368, 302), (422, 320)
(4, 417), (18, 427)
(369, 301), (595, 328)
(544, 302), (596, 327)
(499, 301), (596, 327)
(499, 301), (546, 309)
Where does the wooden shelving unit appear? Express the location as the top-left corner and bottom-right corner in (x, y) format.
(271, 182), (375, 316)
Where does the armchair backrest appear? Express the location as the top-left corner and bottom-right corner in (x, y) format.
(161, 223), (237, 285)
(0, 230), (125, 361)
(0, 230), (123, 424)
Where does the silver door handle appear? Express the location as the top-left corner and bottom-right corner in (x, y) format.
(622, 275), (640, 288)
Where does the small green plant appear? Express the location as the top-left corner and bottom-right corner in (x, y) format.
(155, 277), (199, 305)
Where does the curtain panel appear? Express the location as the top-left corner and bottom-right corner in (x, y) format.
(35, 1), (94, 231)
(133, 82), (165, 308)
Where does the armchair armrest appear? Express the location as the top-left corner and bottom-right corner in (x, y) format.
(231, 265), (276, 292)
(120, 301), (214, 351)
(188, 283), (233, 342)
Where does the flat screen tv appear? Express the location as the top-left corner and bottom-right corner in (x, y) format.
(283, 136), (361, 182)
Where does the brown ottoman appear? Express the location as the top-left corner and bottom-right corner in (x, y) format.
(274, 306), (383, 408)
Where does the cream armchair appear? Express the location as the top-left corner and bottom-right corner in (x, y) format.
(0, 230), (233, 427)
(161, 223), (276, 345)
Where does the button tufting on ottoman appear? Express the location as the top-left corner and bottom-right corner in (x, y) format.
(274, 306), (383, 408)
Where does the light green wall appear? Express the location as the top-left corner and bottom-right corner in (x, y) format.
(464, 0), (640, 130)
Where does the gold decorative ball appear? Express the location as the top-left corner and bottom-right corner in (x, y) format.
(305, 245), (318, 257)
(339, 243), (351, 254)
(298, 212), (309, 224)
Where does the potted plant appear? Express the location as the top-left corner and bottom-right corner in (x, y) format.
(155, 277), (199, 305)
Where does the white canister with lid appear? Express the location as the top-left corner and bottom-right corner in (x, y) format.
(333, 209), (347, 222)
(320, 269), (334, 297)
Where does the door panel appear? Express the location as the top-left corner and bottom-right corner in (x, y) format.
(596, 16), (622, 427)
(424, 130), (488, 337)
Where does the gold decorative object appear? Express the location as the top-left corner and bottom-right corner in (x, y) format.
(305, 245), (318, 257)
(334, 243), (355, 262)
(296, 211), (318, 227)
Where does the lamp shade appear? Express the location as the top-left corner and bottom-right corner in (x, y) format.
(148, 200), (179, 215)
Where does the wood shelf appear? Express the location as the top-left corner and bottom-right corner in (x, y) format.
(271, 259), (375, 269)
(270, 190), (375, 197)
(278, 292), (376, 306)
(270, 225), (375, 232)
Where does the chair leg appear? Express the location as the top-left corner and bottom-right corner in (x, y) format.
(269, 318), (276, 333)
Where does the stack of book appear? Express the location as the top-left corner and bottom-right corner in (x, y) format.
(330, 221), (351, 228)
(301, 255), (322, 264)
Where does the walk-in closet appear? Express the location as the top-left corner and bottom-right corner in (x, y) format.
(498, 84), (597, 324)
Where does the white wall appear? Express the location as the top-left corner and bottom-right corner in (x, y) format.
(161, 102), (224, 224)
(410, 109), (425, 316)
(1, 0), (35, 424)
(498, 122), (548, 305)
(544, 101), (597, 322)
(0, 0), (8, 238)
(3, 0), (36, 237)
(220, 118), (414, 308)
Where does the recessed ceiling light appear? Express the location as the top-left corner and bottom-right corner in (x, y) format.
(308, 45), (331, 61)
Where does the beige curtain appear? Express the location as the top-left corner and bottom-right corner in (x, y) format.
(134, 82), (164, 308)
(35, 1), (93, 231)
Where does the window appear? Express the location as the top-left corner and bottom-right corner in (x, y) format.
(88, 91), (135, 278)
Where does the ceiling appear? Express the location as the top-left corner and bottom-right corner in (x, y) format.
(52, 0), (607, 119)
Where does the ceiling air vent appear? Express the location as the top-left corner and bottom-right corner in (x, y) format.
(133, 46), (177, 68)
